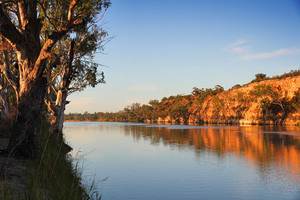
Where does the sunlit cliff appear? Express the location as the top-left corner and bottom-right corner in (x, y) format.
(186, 75), (300, 125)
(65, 72), (300, 126)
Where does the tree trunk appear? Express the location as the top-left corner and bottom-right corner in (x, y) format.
(0, 0), (94, 158)
(0, 73), (10, 121)
(49, 40), (75, 141)
(49, 89), (68, 141)
(7, 77), (46, 158)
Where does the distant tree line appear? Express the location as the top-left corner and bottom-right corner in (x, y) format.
(65, 85), (226, 123)
(250, 70), (300, 83)
(65, 70), (300, 125)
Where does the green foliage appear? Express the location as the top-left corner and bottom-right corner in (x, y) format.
(38, 0), (110, 38)
(249, 70), (299, 85)
(0, 181), (22, 199)
(271, 69), (300, 80)
(236, 92), (246, 103)
(148, 100), (159, 119)
(249, 84), (273, 97)
(149, 100), (159, 106)
(170, 104), (189, 122)
(251, 73), (267, 83)
(70, 61), (105, 93)
(260, 97), (271, 112)
(290, 89), (300, 112)
(249, 84), (285, 109)
(249, 84), (290, 123)
(212, 96), (224, 111)
(193, 85), (224, 106)
(231, 84), (241, 90)
(161, 97), (168, 102)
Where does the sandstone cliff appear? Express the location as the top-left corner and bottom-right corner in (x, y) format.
(158, 76), (300, 126)
(65, 74), (300, 126)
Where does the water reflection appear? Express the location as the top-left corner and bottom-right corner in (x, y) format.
(64, 122), (300, 200)
(120, 125), (300, 184)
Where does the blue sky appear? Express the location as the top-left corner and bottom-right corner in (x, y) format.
(66, 0), (300, 113)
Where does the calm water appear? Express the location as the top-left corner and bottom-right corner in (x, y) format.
(64, 122), (300, 200)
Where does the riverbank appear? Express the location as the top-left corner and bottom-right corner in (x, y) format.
(66, 74), (300, 126)
(65, 117), (300, 127)
(0, 123), (100, 199)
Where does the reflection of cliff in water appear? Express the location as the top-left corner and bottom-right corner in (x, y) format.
(122, 125), (300, 182)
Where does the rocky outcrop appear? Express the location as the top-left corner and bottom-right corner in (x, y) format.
(66, 75), (300, 126)
(159, 76), (300, 126)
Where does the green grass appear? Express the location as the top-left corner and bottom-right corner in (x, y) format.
(1, 122), (101, 200)
(0, 181), (18, 199)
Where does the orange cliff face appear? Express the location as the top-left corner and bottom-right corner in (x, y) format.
(76, 74), (299, 125)
(155, 76), (299, 126)
(193, 76), (300, 125)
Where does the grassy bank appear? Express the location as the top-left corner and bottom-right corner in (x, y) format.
(1, 122), (100, 200)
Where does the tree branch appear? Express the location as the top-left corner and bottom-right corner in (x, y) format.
(17, 1), (28, 31)
(32, 0), (84, 78)
(50, 84), (58, 95)
(68, 0), (79, 21)
(37, 1), (58, 31)
(0, 6), (24, 51)
(44, 99), (57, 114)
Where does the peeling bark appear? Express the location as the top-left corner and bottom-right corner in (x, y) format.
(47, 40), (75, 142)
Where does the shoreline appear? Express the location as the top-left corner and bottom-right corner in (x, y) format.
(0, 123), (99, 199)
(64, 119), (300, 127)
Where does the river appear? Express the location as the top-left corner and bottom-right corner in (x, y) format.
(63, 122), (300, 200)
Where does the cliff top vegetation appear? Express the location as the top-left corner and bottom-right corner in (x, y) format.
(65, 70), (300, 126)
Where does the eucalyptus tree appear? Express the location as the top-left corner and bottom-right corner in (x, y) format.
(149, 99), (159, 120)
(45, 28), (107, 139)
(0, 0), (110, 157)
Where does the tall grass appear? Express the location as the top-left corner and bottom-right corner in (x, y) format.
(25, 122), (101, 200)
(1, 122), (101, 200)
(0, 181), (18, 199)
